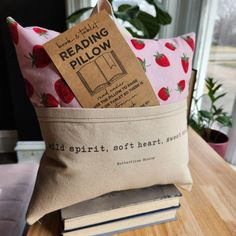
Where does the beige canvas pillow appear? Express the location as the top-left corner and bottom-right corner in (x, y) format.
(26, 100), (192, 224)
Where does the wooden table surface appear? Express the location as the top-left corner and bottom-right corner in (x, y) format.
(27, 128), (236, 236)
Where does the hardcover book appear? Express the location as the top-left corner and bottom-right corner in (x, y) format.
(61, 184), (181, 231)
(62, 207), (179, 236)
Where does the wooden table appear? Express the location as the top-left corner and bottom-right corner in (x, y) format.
(27, 128), (236, 236)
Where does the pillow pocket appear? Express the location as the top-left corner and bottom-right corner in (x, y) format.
(26, 99), (192, 224)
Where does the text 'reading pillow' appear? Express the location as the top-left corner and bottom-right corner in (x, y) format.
(7, 17), (195, 108)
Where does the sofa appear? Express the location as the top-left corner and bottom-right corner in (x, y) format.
(0, 163), (38, 236)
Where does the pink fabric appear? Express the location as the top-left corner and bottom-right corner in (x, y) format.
(7, 17), (195, 107)
(7, 17), (81, 108)
(127, 34), (195, 105)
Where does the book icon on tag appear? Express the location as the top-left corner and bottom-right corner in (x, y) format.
(77, 51), (127, 95)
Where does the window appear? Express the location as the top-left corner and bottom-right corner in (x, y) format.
(192, 0), (236, 162)
(207, 0), (236, 116)
(206, 0), (236, 162)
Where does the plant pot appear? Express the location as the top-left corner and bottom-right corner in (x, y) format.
(203, 129), (229, 158)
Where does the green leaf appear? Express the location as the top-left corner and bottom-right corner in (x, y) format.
(120, 9), (161, 38)
(214, 92), (227, 101)
(66, 1), (172, 39)
(216, 116), (232, 127)
(66, 7), (93, 24)
(136, 11), (161, 38)
(115, 5), (139, 20)
(212, 105), (217, 112)
(189, 118), (200, 132)
(199, 110), (213, 120)
(208, 91), (215, 102)
(206, 77), (215, 87)
(127, 18), (149, 37)
(206, 84), (212, 91)
(117, 4), (132, 12)
(213, 106), (223, 115)
(145, 0), (172, 24)
(155, 5), (172, 25)
(212, 83), (222, 94)
(190, 77), (231, 133)
(189, 118), (205, 136)
(145, 0), (156, 5)
(198, 115), (204, 122)
(125, 27), (142, 38)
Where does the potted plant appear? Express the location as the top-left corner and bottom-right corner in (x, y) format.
(189, 77), (232, 158)
(67, 0), (172, 39)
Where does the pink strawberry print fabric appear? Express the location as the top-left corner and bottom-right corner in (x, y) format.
(7, 16), (194, 107)
(7, 17), (81, 108)
(128, 34), (195, 105)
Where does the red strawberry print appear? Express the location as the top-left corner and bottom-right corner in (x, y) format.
(131, 39), (145, 50)
(24, 79), (34, 98)
(41, 93), (59, 107)
(158, 87), (171, 101)
(154, 52), (170, 67)
(6, 17), (19, 44)
(25, 45), (51, 68)
(137, 57), (149, 72)
(182, 35), (194, 51)
(33, 27), (48, 37)
(176, 80), (186, 93)
(54, 79), (75, 104)
(181, 54), (189, 73)
(165, 42), (176, 51)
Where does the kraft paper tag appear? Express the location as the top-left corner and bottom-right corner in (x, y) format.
(44, 11), (159, 108)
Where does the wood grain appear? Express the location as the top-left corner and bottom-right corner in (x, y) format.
(27, 128), (236, 236)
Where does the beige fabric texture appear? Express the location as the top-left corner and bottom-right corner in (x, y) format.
(26, 100), (192, 224)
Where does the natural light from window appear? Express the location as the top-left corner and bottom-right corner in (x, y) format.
(207, 0), (236, 114)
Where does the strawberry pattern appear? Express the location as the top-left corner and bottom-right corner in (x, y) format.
(131, 39), (145, 50)
(154, 52), (170, 67)
(41, 93), (59, 107)
(7, 17), (19, 44)
(158, 87), (171, 101)
(137, 57), (149, 72)
(128, 33), (195, 105)
(25, 45), (52, 68)
(33, 27), (48, 37)
(176, 80), (186, 93)
(182, 35), (195, 51)
(7, 17), (81, 108)
(165, 42), (176, 51)
(7, 16), (195, 107)
(181, 54), (189, 74)
(54, 79), (75, 104)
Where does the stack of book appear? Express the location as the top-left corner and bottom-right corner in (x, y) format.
(60, 184), (181, 236)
